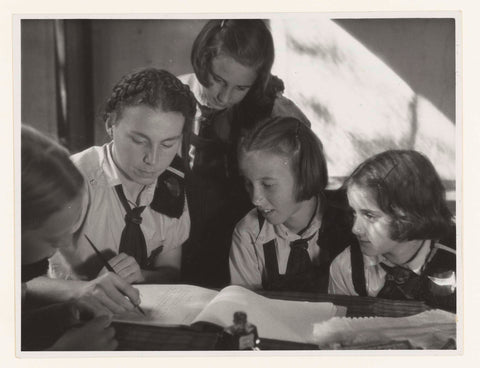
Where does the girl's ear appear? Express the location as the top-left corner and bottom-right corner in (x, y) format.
(104, 114), (115, 138)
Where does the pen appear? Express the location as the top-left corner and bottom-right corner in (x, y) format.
(84, 234), (146, 316)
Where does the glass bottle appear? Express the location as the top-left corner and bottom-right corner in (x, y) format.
(219, 311), (260, 350)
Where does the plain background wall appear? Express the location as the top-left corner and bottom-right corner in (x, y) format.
(89, 19), (207, 143)
(21, 20), (57, 135)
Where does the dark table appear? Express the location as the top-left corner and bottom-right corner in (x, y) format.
(114, 290), (432, 351)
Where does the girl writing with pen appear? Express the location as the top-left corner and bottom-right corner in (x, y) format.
(45, 68), (196, 285)
(21, 125), (135, 350)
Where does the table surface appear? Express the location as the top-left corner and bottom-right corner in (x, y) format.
(114, 288), (433, 351)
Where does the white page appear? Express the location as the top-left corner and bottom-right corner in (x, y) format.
(192, 285), (338, 344)
(113, 284), (218, 326)
(313, 309), (456, 348)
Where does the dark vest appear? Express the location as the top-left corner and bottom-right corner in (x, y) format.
(260, 190), (356, 293)
(350, 231), (456, 312)
(181, 83), (282, 288)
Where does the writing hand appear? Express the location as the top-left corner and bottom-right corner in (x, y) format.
(73, 272), (141, 315)
(48, 315), (117, 351)
(99, 253), (145, 284)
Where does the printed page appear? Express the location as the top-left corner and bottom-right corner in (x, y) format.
(113, 284), (218, 326)
(192, 285), (338, 344)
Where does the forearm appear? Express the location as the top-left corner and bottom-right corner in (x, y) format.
(25, 276), (88, 305)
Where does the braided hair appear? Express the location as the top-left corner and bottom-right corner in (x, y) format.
(104, 68), (196, 134)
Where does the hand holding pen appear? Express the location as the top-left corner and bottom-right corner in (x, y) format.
(100, 253), (145, 284)
(84, 235), (146, 316)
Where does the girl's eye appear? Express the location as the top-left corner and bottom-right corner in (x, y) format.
(262, 182), (275, 189)
(132, 136), (147, 145)
(161, 142), (175, 149)
(236, 86), (249, 92)
(212, 74), (223, 84)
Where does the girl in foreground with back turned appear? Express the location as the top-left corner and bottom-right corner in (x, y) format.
(230, 117), (355, 292)
(180, 19), (310, 287)
(21, 125), (120, 350)
(329, 150), (456, 312)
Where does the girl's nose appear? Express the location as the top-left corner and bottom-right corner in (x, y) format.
(251, 188), (264, 206)
(352, 216), (364, 236)
(143, 146), (159, 165)
(217, 86), (232, 105)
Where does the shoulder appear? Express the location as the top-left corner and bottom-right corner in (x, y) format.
(178, 73), (195, 86)
(234, 208), (262, 236)
(70, 145), (106, 177)
(178, 73), (201, 101)
(426, 239), (456, 273)
(331, 246), (352, 270)
(272, 95), (311, 127)
(328, 246), (353, 293)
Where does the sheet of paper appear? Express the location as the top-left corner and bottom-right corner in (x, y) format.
(313, 309), (456, 349)
(113, 284), (218, 326)
(193, 285), (338, 344)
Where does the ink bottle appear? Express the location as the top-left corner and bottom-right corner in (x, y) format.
(218, 311), (260, 350)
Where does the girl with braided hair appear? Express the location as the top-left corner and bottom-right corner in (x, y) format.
(180, 19), (310, 287)
(47, 68), (196, 285)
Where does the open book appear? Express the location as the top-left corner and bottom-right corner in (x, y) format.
(114, 284), (340, 344)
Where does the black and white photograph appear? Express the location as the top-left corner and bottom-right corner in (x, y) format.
(14, 12), (461, 358)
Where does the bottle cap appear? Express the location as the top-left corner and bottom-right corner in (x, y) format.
(233, 311), (247, 324)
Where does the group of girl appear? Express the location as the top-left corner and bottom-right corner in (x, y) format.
(21, 19), (456, 351)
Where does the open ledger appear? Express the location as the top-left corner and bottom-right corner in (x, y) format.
(113, 284), (341, 344)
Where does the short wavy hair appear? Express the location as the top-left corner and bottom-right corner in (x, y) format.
(191, 19), (275, 105)
(238, 116), (328, 202)
(21, 124), (84, 230)
(345, 150), (453, 241)
(103, 68), (196, 135)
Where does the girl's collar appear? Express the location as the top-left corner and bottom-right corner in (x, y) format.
(187, 73), (210, 107)
(380, 239), (432, 274)
(276, 195), (324, 240)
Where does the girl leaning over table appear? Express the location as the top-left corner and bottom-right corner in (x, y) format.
(229, 116), (356, 293)
(57, 68), (196, 283)
(21, 125), (119, 350)
(328, 150), (456, 312)
(29, 69), (196, 309)
(179, 19), (311, 288)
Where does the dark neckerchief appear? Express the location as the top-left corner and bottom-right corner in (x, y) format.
(115, 185), (148, 268)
